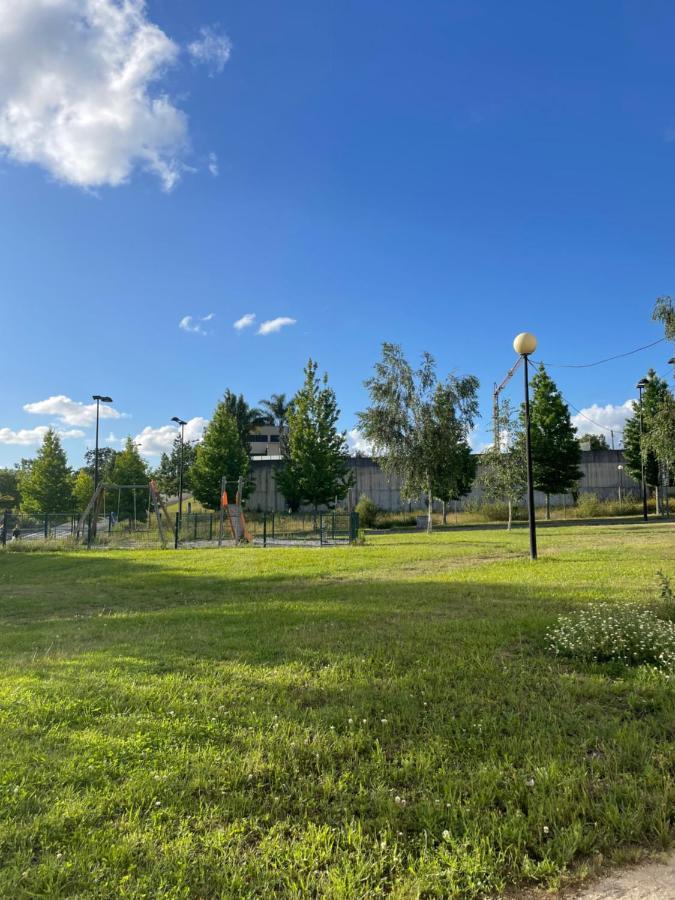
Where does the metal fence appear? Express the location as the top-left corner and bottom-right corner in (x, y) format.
(0, 512), (80, 544)
(175, 511), (360, 548)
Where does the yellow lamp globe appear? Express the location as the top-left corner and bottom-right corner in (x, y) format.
(513, 332), (537, 356)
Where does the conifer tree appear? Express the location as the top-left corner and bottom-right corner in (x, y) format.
(191, 402), (250, 510)
(154, 436), (197, 496)
(276, 359), (354, 512)
(622, 371), (670, 490)
(19, 428), (73, 514)
(108, 438), (150, 522)
(524, 367), (583, 518)
(72, 469), (94, 514)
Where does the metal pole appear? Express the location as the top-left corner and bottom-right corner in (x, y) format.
(523, 354), (537, 560)
(639, 385), (648, 522)
(178, 422), (185, 529)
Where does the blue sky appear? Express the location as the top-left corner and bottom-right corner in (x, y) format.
(0, 0), (673, 467)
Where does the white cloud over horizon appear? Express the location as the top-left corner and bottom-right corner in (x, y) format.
(24, 395), (125, 427)
(188, 25), (232, 76)
(257, 317), (297, 335)
(0, 425), (85, 446)
(0, 0), (191, 191)
(571, 399), (635, 443)
(133, 416), (208, 457)
(179, 313), (214, 335)
(346, 428), (373, 456)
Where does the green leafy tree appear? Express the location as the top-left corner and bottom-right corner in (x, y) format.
(72, 469), (95, 514)
(19, 429), (74, 514)
(108, 438), (150, 522)
(577, 433), (610, 451)
(0, 468), (21, 509)
(643, 391), (675, 491)
(425, 382), (477, 524)
(83, 447), (118, 480)
(276, 359), (354, 512)
(653, 295), (675, 341)
(222, 390), (266, 451)
(479, 400), (527, 529)
(191, 403), (250, 510)
(259, 393), (293, 429)
(153, 436), (197, 496)
(623, 371), (670, 490)
(358, 343), (479, 531)
(525, 367), (583, 518)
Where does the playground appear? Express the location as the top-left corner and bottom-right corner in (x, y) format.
(0, 522), (672, 897)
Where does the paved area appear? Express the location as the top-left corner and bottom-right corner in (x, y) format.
(566, 855), (675, 899)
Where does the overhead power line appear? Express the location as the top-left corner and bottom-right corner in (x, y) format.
(531, 337), (665, 369)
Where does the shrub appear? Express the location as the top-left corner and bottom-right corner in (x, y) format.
(354, 495), (379, 528)
(374, 513), (418, 529)
(547, 603), (675, 670)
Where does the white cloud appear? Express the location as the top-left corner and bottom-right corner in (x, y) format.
(347, 428), (373, 456)
(188, 25), (232, 76)
(233, 312), (256, 331)
(571, 399), (635, 442)
(0, 425), (84, 445)
(257, 317), (297, 336)
(179, 314), (213, 335)
(0, 0), (188, 191)
(23, 395), (124, 427)
(208, 152), (219, 176)
(133, 416), (208, 457)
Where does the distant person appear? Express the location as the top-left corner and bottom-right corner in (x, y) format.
(0, 522), (5, 545)
(11, 524), (21, 541)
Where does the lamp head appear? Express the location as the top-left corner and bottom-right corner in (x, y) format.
(636, 378), (649, 389)
(513, 332), (537, 356)
(172, 416), (187, 426)
(668, 357), (675, 366)
(92, 394), (113, 403)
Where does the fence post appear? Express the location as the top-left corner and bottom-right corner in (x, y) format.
(2, 510), (7, 546)
(320, 513), (324, 546)
(209, 514), (213, 541)
(332, 512), (335, 542)
(263, 512), (267, 548)
(271, 512), (275, 540)
(174, 512), (180, 550)
(44, 515), (48, 539)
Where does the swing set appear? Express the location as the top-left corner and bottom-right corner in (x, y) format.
(77, 480), (173, 547)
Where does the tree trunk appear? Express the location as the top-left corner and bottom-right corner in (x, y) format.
(427, 477), (433, 533)
(442, 500), (447, 526)
(546, 494), (550, 520)
(507, 498), (512, 531)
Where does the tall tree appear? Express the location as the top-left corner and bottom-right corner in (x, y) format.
(0, 468), (21, 509)
(479, 400), (527, 529)
(525, 367), (583, 518)
(222, 390), (265, 451)
(623, 370), (670, 491)
(358, 343), (479, 531)
(643, 390), (675, 495)
(153, 436), (197, 496)
(276, 359), (354, 512)
(425, 381), (477, 524)
(83, 446), (118, 480)
(577, 433), (610, 451)
(259, 393), (293, 429)
(19, 429), (74, 514)
(72, 469), (95, 514)
(191, 403), (250, 510)
(108, 438), (150, 522)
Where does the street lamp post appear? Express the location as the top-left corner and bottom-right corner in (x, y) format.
(637, 378), (649, 522)
(617, 464), (624, 506)
(171, 417), (187, 549)
(513, 332), (538, 560)
(90, 395), (112, 546)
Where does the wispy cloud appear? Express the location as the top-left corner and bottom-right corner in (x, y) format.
(208, 152), (219, 177)
(24, 395), (124, 427)
(347, 428), (373, 456)
(0, 426), (84, 446)
(179, 314), (214, 336)
(0, 0), (187, 191)
(257, 317), (297, 336)
(188, 25), (232, 76)
(234, 313), (256, 331)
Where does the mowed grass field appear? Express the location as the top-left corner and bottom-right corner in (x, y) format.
(0, 524), (673, 898)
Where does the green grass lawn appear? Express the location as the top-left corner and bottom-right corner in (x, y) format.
(0, 524), (673, 898)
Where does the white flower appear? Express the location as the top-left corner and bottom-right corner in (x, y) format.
(442, 829), (450, 841)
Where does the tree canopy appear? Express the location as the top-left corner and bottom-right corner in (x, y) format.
(358, 343), (479, 530)
(577, 433), (610, 451)
(19, 428), (74, 515)
(479, 399), (527, 529)
(622, 370), (670, 489)
(276, 359), (354, 511)
(108, 438), (150, 522)
(191, 402), (250, 510)
(259, 393), (293, 429)
(153, 435), (197, 496)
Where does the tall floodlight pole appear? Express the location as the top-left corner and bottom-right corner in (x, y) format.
(171, 417), (187, 549)
(513, 333), (538, 560)
(90, 395), (112, 546)
(636, 378), (649, 522)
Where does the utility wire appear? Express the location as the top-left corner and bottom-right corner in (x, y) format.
(531, 337), (665, 369)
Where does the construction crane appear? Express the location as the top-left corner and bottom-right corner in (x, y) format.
(492, 356), (522, 448)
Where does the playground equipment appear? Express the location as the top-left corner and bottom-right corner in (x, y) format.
(76, 480), (173, 547)
(218, 476), (252, 545)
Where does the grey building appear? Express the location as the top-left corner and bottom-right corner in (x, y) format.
(247, 449), (641, 512)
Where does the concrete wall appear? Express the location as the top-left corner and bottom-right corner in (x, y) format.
(247, 450), (642, 512)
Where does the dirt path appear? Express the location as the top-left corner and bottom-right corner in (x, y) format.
(566, 855), (675, 899)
